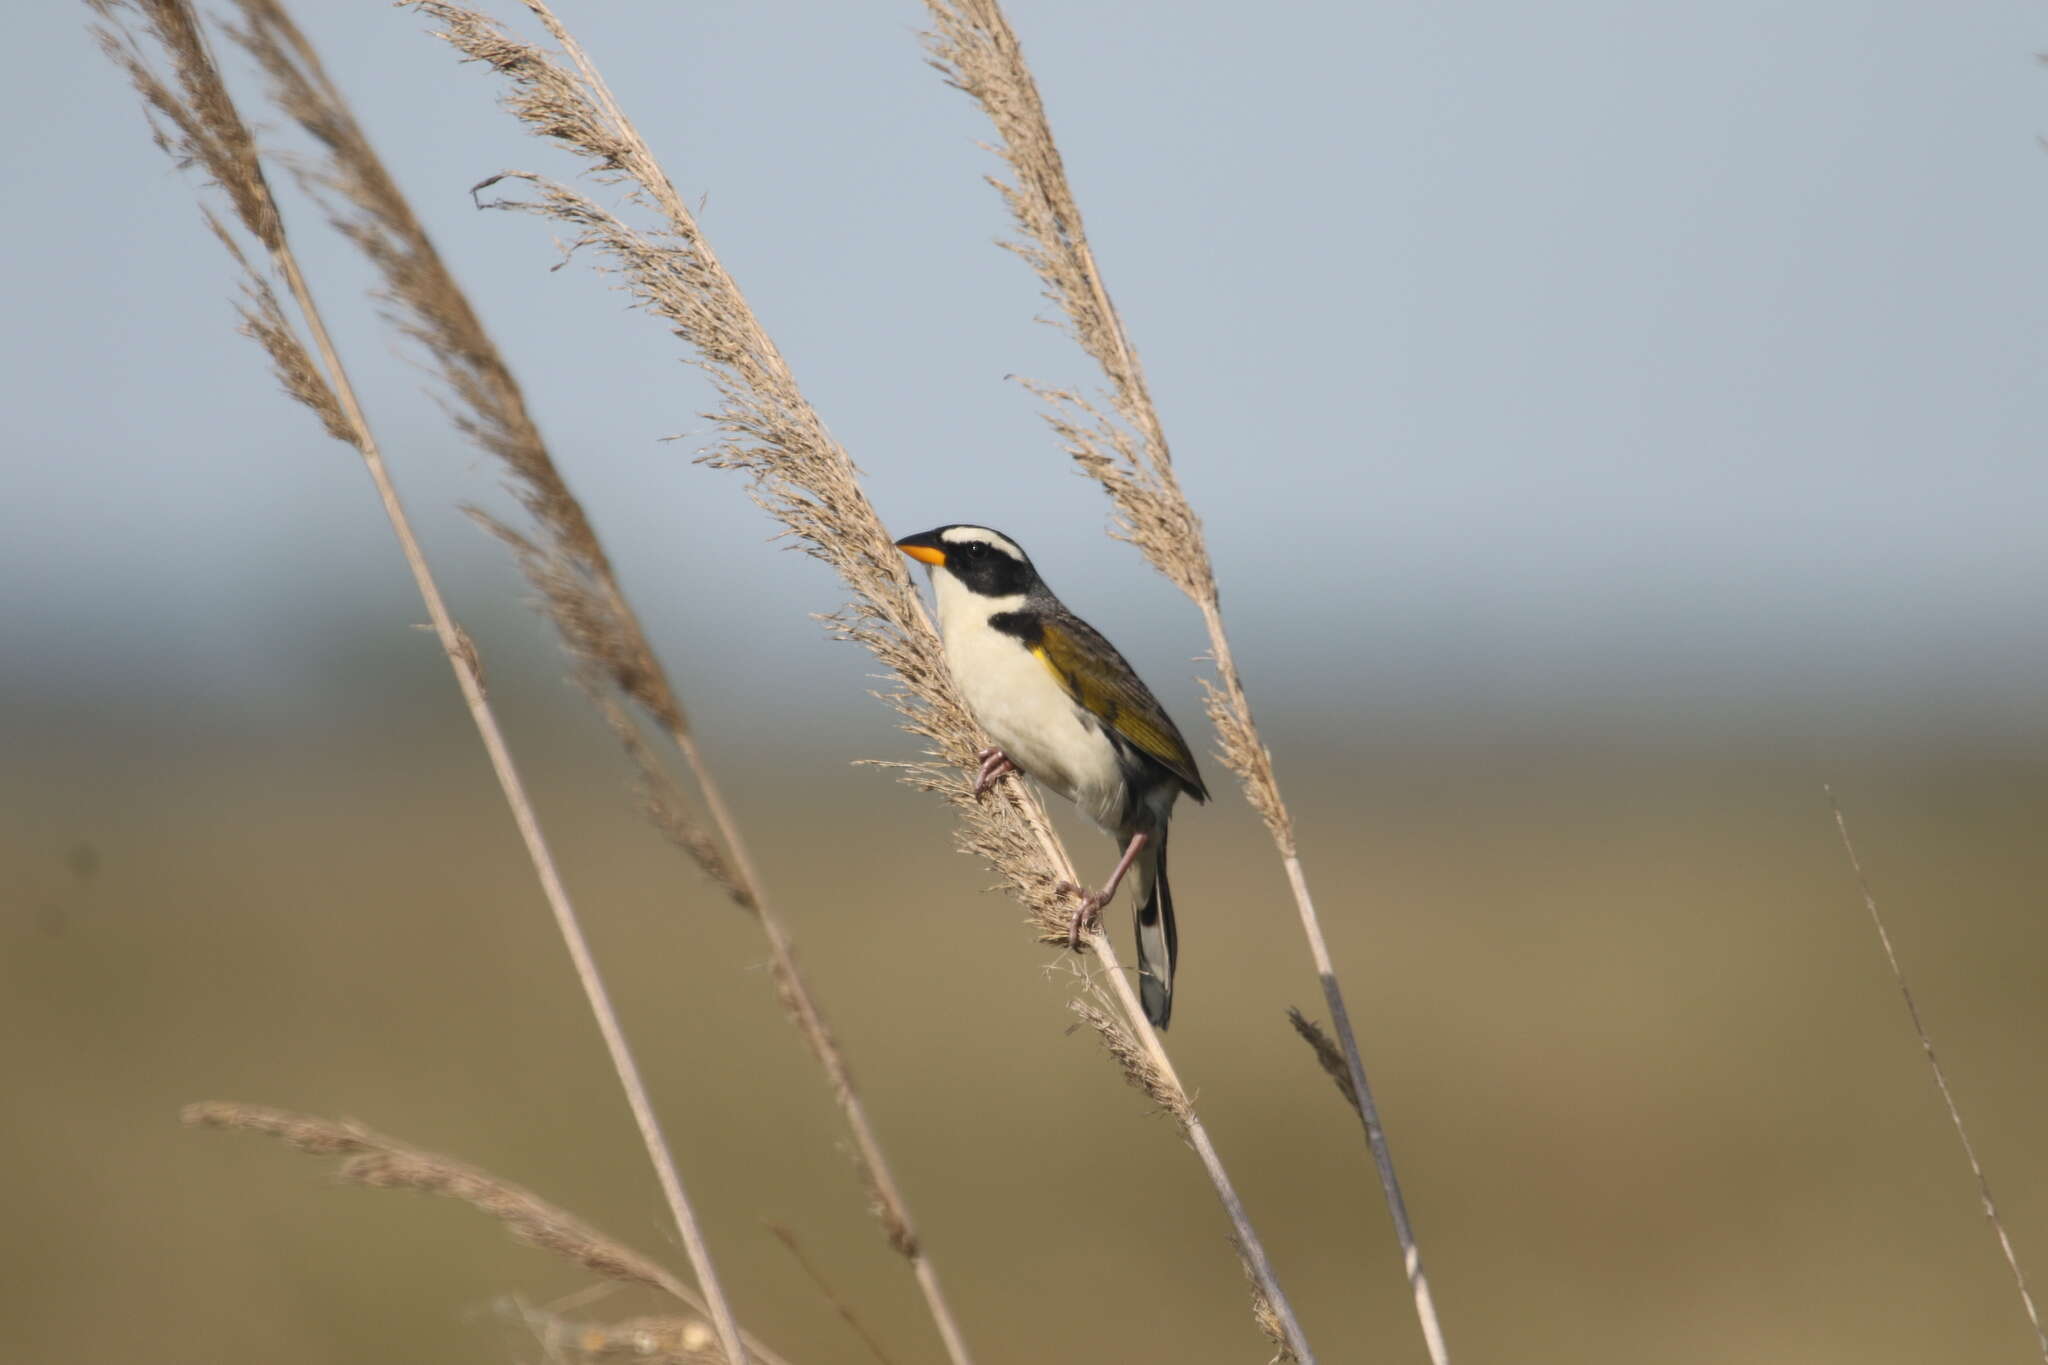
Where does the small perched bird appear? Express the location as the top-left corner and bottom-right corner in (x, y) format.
(895, 524), (1208, 1027)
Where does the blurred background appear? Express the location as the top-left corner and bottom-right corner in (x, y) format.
(5, 0), (2047, 1360)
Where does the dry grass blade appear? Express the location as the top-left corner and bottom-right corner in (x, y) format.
(1824, 789), (2048, 1361)
(183, 1104), (794, 1365)
(408, 2), (1309, 1355)
(765, 1222), (899, 1365)
(90, 5), (750, 1360)
(219, 2), (968, 1357)
(921, 3), (1445, 1359)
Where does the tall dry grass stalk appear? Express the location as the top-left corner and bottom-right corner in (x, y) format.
(217, 5), (972, 1359)
(88, 5), (749, 1360)
(918, 4), (1450, 1360)
(409, 2), (1312, 1357)
(182, 1103), (792, 1365)
(1825, 790), (2048, 1361)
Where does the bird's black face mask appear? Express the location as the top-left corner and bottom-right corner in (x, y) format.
(895, 526), (1037, 599)
(945, 538), (1034, 598)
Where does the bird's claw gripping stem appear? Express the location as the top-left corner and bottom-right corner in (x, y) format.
(1057, 831), (1150, 951)
(1058, 882), (1108, 950)
(972, 746), (1018, 799)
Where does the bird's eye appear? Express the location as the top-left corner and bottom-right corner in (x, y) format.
(964, 542), (989, 560)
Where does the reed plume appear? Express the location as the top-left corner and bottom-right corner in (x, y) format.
(220, 4), (971, 1357)
(88, 4), (749, 1359)
(506, 1301), (728, 1365)
(182, 1103), (792, 1365)
(918, 4), (1449, 1360)
(409, 2), (1310, 1355)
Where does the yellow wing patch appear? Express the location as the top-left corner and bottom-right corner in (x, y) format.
(1030, 622), (1204, 797)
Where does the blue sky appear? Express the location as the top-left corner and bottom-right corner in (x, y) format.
(6, 0), (2045, 749)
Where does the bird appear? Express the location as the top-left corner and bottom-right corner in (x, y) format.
(894, 524), (1208, 1027)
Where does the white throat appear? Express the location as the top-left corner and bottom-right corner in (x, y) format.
(929, 569), (1025, 642)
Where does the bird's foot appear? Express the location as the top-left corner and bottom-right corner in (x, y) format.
(1056, 832), (1151, 950)
(1057, 881), (1110, 950)
(972, 746), (1019, 800)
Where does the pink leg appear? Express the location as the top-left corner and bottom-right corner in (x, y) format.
(973, 746), (1019, 799)
(1064, 830), (1151, 950)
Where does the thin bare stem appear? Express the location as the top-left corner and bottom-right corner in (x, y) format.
(1826, 787), (2048, 1361)
(997, 781), (1311, 1362)
(410, 3), (1309, 1356)
(222, 6), (972, 1359)
(919, 4), (1448, 1357)
(89, 6), (748, 1359)
(765, 1222), (898, 1365)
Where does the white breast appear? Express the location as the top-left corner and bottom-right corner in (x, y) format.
(931, 575), (1128, 831)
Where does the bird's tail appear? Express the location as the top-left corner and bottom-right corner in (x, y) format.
(1133, 827), (1178, 1029)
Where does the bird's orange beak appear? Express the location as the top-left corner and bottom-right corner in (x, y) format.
(894, 533), (946, 566)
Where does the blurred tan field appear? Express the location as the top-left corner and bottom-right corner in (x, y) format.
(7, 695), (2047, 1363)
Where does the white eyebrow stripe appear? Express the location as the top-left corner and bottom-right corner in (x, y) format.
(938, 525), (1026, 561)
